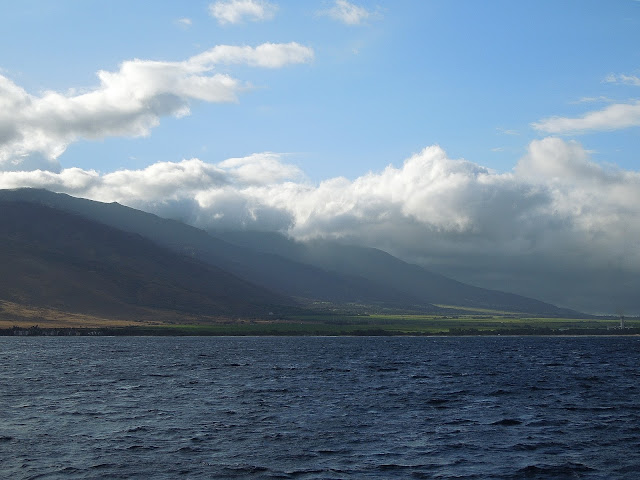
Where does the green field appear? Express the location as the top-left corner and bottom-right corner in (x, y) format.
(2, 300), (638, 336)
(264, 312), (639, 336)
(6, 311), (636, 336)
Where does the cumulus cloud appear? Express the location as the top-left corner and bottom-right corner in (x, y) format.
(0, 42), (313, 171)
(2, 139), (639, 312)
(218, 152), (303, 184)
(532, 100), (640, 134)
(318, 0), (378, 25)
(209, 0), (277, 25)
(516, 138), (640, 249)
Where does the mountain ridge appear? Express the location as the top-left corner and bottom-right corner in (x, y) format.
(214, 230), (582, 316)
(0, 188), (436, 311)
(0, 188), (584, 317)
(0, 200), (294, 321)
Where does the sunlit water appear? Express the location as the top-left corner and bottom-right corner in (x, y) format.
(1, 336), (639, 479)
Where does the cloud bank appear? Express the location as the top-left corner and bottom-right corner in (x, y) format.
(0, 42), (313, 172)
(2, 138), (638, 313)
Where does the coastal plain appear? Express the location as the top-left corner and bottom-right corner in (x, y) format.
(2, 300), (636, 336)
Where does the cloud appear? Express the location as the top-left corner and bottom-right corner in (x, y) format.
(533, 71), (640, 134)
(3, 140), (639, 312)
(0, 42), (313, 171)
(318, 0), (378, 25)
(571, 96), (612, 104)
(176, 17), (193, 28)
(496, 127), (519, 136)
(209, 0), (277, 25)
(532, 100), (640, 134)
(218, 152), (303, 184)
(604, 73), (640, 87)
(190, 42), (314, 68)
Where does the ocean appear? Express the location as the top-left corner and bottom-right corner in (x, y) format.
(1, 336), (639, 479)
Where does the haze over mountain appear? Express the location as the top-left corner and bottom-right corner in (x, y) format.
(0, 188), (582, 318)
(214, 230), (579, 316)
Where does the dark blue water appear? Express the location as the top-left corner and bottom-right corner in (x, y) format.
(1, 336), (639, 479)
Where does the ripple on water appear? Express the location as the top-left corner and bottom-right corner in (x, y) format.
(1, 336), (639, 479)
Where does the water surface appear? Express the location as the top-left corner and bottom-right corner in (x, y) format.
(1, 336), (639, 479)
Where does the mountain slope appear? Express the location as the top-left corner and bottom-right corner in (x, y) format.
(0, 189), (436, 310)
(215, 230), (582, 316)
(0, 201), (292, 319)
(0, 189), (582, 315)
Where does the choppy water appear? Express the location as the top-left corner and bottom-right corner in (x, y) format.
(1, 336), (639, 479)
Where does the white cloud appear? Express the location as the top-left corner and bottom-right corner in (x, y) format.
(319, 0), (377, 25)
(604, 73), (640, 87)
(516, 137), (598, 181)
(209, 0), (277, 25)
(3, 140), (639, 312)
(532, 100), (640, 134)
(533, 71), (640, 134)
(190, 42), (313, 69)
(176, 17), (193, 27)
(0, 42), (313, 171)
(3, 141), (637, 252)
(218, 152), (303, 184)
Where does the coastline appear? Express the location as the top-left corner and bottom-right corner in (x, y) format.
(2, 324), (639, 337)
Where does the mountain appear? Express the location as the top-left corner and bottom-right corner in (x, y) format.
(0, 200), (292, 320)
(0, 188), (582, 316)
(214, 231), (582, 316)
(0, 188), (435, 311)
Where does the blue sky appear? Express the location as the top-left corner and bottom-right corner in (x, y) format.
(1, 0), (639, 313)
(1, 0), (638, 178)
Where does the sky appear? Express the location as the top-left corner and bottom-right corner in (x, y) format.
(0, 0), (639, 314)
